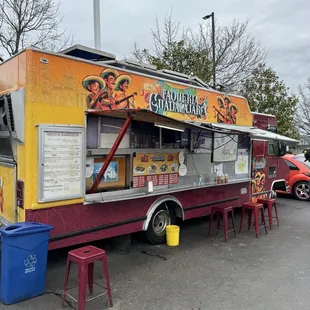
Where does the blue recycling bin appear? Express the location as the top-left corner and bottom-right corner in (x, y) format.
(0, 222), (53, 305)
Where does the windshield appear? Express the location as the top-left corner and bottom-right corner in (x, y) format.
(293, 155), (310, 169)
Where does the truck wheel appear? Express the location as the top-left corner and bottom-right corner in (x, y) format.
(293, 181), (310, 201)
(145, 204), (176, 244)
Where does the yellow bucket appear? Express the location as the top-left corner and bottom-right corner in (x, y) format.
(166, 225), (180, 246)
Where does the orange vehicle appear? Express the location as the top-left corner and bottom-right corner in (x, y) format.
(282, 154), (310, 200)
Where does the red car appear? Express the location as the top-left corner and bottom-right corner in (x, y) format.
(282, 154), (310, 200)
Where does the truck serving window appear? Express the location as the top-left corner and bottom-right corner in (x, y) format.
(131, 120), (159, 148)
(268, 141), (279, 156)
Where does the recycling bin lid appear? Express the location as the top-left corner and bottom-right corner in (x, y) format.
(0, 222), (53, 237)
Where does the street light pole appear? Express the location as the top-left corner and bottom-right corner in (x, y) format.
(93, 0), (101, 50)
(202, 12), (216, 89)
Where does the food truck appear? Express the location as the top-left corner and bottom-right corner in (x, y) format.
(0, 45), (298, 249)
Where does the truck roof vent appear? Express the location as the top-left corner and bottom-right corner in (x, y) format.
(0, 96), (7, 130)
(6, 95), (15, 132)
(60, 44), (116, 62)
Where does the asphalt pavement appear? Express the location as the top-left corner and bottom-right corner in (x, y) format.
(1, 196), (310, 310)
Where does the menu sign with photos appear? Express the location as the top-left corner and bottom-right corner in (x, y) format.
(133, 153), (179, 188)
(38, 126), (85, 202)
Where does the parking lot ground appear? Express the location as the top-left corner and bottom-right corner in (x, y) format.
(1, 196), (310, 310)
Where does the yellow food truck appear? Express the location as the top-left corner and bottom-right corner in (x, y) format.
(0, 45), (296, 249)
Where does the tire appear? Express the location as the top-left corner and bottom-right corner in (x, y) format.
(145, 204), (176, 244)
(293, 181), (310, 201)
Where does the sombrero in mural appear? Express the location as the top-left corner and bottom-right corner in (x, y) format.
(216, 96), (224, 107)
(229, 103), (238, 113)
(114, 75), (132, 91)
(100, 68), (120, 80)
(223, 95), (231, 103)
(82, 75), (105, 91)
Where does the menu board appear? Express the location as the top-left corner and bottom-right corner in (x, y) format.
(38, 126), (85, 202)
(132, 153), (179, 188)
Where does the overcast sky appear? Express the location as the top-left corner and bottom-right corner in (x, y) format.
(59, 0), (310, 93)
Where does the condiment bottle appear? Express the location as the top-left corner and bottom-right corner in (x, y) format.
(199, 173), (204, 186)
(217, 174), (221, 184)
(221, 174), (225, 184)
(225, 174), (229, 183)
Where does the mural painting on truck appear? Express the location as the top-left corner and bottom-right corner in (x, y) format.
(251, 155), (268, 202)
(81, 68), (253, 126)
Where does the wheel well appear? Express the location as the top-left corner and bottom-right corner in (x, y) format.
(142, 196), (184, 231)
(272, 179), (286, 192)
(166, 200), (184, 219)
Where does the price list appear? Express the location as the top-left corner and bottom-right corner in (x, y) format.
(133, 173), (179, 188)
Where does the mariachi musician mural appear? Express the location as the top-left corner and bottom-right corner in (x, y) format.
(82, 67), (253, 126)
(214, 96), (238, 124)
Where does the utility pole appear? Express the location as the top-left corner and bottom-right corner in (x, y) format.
(93, 0), (101, 50)
(202, 12), (216, 89)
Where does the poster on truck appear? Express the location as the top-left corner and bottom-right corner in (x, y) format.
(133, 153), (179, 188)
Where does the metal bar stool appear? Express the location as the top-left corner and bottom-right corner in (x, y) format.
(208, 206), (236, 241)
(239, 202), (268, 238)
(62, 245), (113, 310)
(257, 197), (279, 229)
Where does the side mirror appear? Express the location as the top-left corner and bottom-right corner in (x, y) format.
(279, 142), (287, 156)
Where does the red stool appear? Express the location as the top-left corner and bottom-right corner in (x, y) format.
(257, 198), (279, 229)
(62, 245), (113, 310)
(239, 202), (268, 238)
(208, 206), (236, 241)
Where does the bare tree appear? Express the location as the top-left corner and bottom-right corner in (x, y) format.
(295, 79), (310, 135)
(0, 0), (73, 57)
(133, 14), (181, 63)
(133, 13), (183, 64)
(133, 14), (266, 92)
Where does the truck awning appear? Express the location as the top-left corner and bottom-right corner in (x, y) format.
(209, 123), (299, 144)
(86, 109), (299, 143)
(87, 109), (227, 133)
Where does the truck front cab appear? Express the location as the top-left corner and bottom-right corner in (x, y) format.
(251, 112), (290, 199)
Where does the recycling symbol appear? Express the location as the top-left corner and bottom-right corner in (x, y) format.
(24, 254), (37, 268)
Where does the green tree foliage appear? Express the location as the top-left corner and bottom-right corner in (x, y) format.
(241, 64), (299, 138)
(136, 40), (212, 83)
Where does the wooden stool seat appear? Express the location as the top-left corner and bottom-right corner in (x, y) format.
(62, 245), (113, 310)
(208, 206), (236, 242)
(239, 202), (268, 238)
